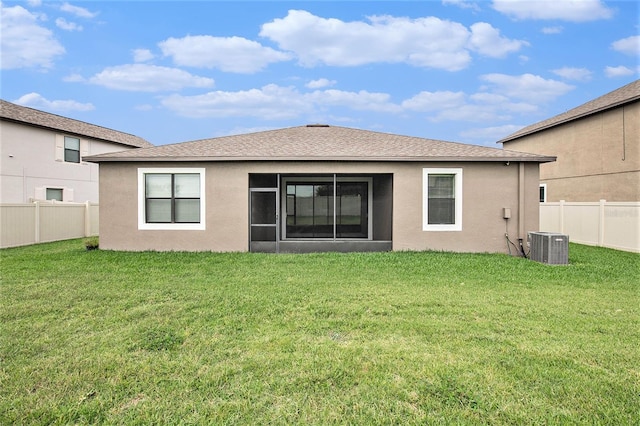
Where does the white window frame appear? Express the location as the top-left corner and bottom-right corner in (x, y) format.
(423, 168), (463, 232)
(138, 168), (206, 230)
(539, 184), (547, 203)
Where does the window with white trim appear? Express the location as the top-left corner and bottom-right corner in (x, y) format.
(46, 188), (63, 201)
(64, 136), (80, 163)
(539, 184), (547, 203)
(423, 168), (462, 231)
(138, 168), (205, 230)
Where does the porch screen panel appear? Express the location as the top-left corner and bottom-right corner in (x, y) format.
(428, 174), (455, 224)
(336, 182), (368, 238)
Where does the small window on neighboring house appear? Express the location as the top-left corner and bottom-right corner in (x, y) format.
(539, 184), (547, 203)
(46, 188), (63, 201)
(64, 136), (80, 163)
(423, 168), (463, 231)
(138, 168), (206, 230)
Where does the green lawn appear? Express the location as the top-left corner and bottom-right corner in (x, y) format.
(1, 240), (638, 425)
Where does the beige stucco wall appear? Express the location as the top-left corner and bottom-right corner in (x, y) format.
(98, 160), (541, 253)
(503, 101), (639, 202)
(0, 120), (138, 203)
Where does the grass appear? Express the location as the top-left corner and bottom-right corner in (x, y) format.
(1, 240), (638, 425)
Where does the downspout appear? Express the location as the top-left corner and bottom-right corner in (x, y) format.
(622, 105), (626, 161)
(518, 162), (527, 257)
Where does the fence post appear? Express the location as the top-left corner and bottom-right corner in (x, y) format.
(85, 201), (91, 237)
(599, 199), (606, 247)
(34, 201), (41, 243)
(559, 200), (565, 234)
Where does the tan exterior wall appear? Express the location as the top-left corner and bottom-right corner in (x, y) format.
(503, 101), (639, 202)
(0, 121), (139, 203)
(98, 160), (541, 253)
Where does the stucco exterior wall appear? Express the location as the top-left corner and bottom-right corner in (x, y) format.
(502, 101), (639, 202)
(98, 160), (540, 253)
(0, 121), (138, 203)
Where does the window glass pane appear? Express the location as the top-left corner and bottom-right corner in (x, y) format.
(146, 199), (172, 222)
(428, 175), (454, 198)
(64, 149), (80, 163)
(174, 174), (200, 198)
(286, 183), (334, 238)
(428, 175), (455, 224)
(146, 174), (172, 197)
(46, 188), (63, 201)
(175, 199), (200, 223)
(539, 186), (545, 202)
(64, 136), (80, 150)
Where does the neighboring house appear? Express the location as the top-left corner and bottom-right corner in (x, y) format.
(0, 100), (152, 203)
(498, 79), (639, 202)
(85, 125), (554, 253)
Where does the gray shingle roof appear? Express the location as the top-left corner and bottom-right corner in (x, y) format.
(0, 99), (152, 148)
(85, 124), (554, 163)
(499, 79), (640, 144)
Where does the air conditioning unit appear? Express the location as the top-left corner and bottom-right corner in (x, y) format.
(528, 232), (569, 265)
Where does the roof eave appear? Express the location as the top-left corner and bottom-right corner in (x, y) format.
(85, 155), (557, 163)
(0, 116), (151, 149)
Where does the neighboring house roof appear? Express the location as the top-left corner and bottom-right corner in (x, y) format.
(85, 124), (555, 163)
(0, 99), (152, 148)
(498, 79), (640, 144)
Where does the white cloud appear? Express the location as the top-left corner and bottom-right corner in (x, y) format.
(611, 35), (640, 56)
(63, 73), (84, 82)
(468, 22), (528, 58)
(308, 89), (401, 113)
(159, 35), (291, 73)
(26, 0), (42, 7)
(604, 65), (635, 78)
(0, 4), (65, 69)
(306, 78), (336, 89)
(13, 92), (94, 112)
(132, 48), (154, 63)
(552, 67), (592, 81)
(260, 10), (474, 71)
(88, 64), (215, 92)
(161, 84), (401, 119)
(55, 17), (82, 31)
(161, 85), (312, 119)
(480, 73), (575, 103)
(60, 2), (98, 19)
(492, 0), (613, 22)
(402, 91), (465, 112)
(442, 0), (481, 12)
(541, 26), (563, 34)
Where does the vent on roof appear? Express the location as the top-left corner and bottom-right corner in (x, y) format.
(306, 124), (330, 127)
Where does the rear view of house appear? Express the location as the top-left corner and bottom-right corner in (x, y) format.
(0, 100), (152, 203)
(86, 125), (554, 253)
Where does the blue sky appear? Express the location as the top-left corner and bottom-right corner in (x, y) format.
(1, 1), (638, 146)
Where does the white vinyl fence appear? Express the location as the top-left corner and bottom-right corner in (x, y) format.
(540, 200), (640, 253)
(0, 201), (98, 249)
